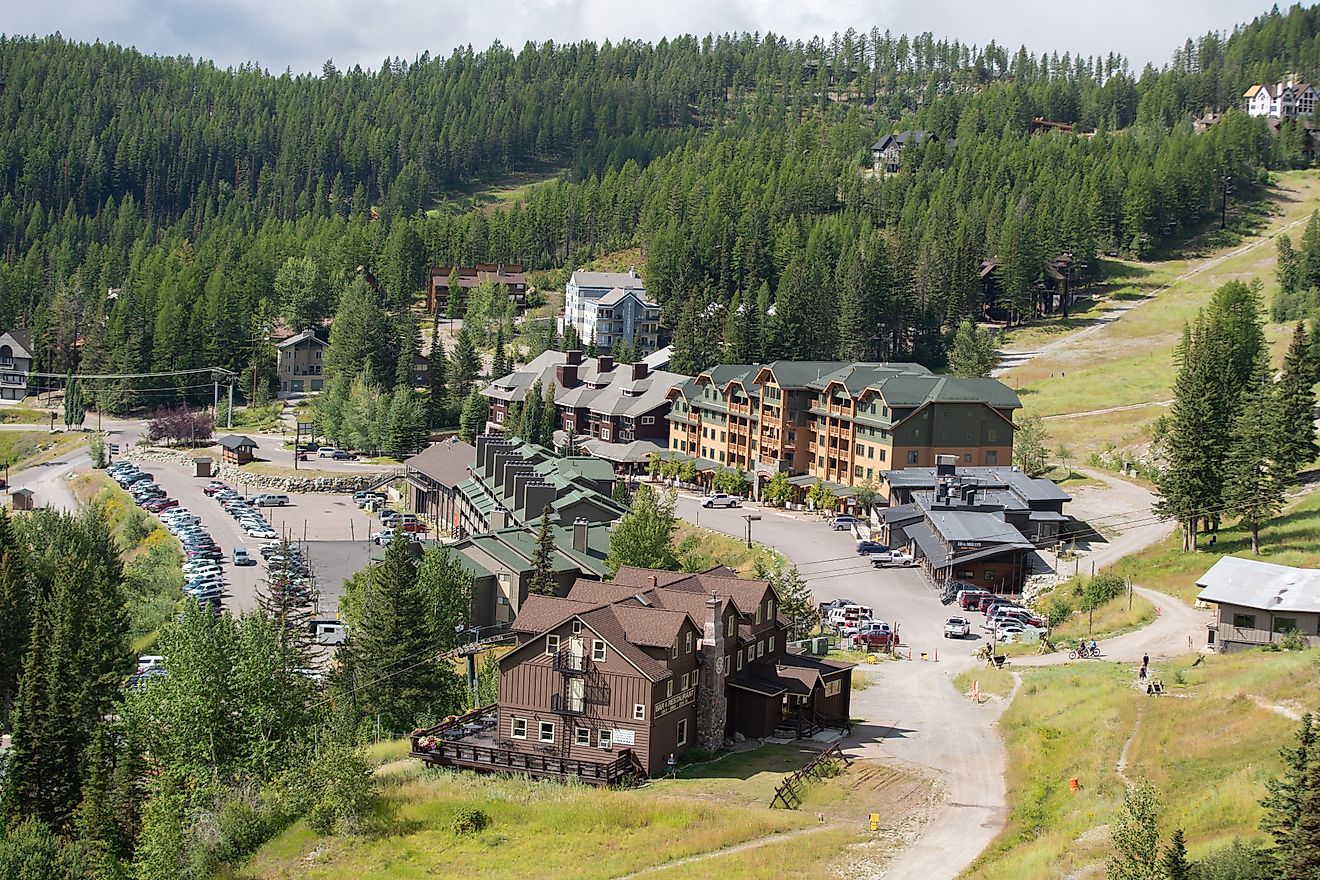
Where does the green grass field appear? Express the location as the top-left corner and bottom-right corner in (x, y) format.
(672, 520), (786, 576)
(1000, 170), (1320, 457)
(966, 649), (1317, 878)
(238, 745), (926, 880)
(1107, 491), (1320, 604)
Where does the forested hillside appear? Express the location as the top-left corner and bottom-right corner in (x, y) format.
(0, 5), (1318, 406)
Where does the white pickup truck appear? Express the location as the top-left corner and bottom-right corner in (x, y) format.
(869, 550), (914, 568)
(701, 493), (742, 508)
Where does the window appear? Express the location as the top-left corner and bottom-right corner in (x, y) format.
(634, 704), (646, 721)
(757, 640), (765, 658)
(599, 729), (613, 748)
(964, 453), (973, 463)
(1232, 614), (1257, 629)
(879, 449), (887, 461)
(737, 652), (744, 671)
(745, 646), (753, 662)
(539, 722), (555, 743)
(680, 672), (688, 690)
(768, 599), (775, 619)
(642, 416), (655, 425)
(768, 635), (776, 653)
(676, 718), (688, 747)
(986, 451), (998, 465)
(755, 606), (762, 624)
(907, 451), (920, 464)
(1274, 617), (1300, 633)
(576, 727), (590, 746)
(685, 631), (693, 653)
(726, 615), (735, 636)
(572, 620), (582, 635)
(855, 465), (864, 478)
(667, 680), (674, 698)
(546, 634), (560, 656)
(592, 639), (606, 662)
(511, 718), (527, 739)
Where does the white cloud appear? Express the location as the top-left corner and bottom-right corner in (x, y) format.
(3, 0), (1271, 74)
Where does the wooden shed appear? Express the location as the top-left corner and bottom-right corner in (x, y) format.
(193, 457), (214, 478)
(217, 435), (258, 464)
(10, 488), (34, 511)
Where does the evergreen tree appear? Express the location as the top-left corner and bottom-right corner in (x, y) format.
(427, 330), (449, 429)
(459, 390), (487, 445)
(1262, 714), (1316, 864)
(1276, 322), (1318, 476)
(491, 327), (509, 378)
(946, 318), (999, 377)
(62, 376), (85, 428)
(1290, 744), (1320, 879)
(448, 327), (481, 409)
(325, 277), (394, 387)
(1222, 361), (1286, 554)
(539, 383), (556, 449)
(0, 511), (30, 729)
(394, 313), (419, 389)
(562, 424), (579, 456)
(1156, 320), (1227, 551)
(274, 255), (328, 332)
(605, 484), (678, 574)
(130, 777), (187, 880)
(769, 566), (815, 640)
(343, 533), (458, 734)
(1161, 828), (1192, 880)
(523, 381), (545, 447)
(528, 509), (559, 596)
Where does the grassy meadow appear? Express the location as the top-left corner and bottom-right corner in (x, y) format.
(965, 649), (1319, 879)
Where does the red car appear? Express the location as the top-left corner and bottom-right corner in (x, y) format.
(854, 630), (896, 651)
(144, 498), (179, 512)
(400, 520), (427, 533)
(202, 482), (229, 496)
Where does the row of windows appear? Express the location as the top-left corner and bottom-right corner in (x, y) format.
(545, 633), (609, 662)
(1232, 614), (1311, 634)
(671, 629), (695, 658)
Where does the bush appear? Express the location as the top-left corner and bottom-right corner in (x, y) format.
(1193, 839), (1276, 879)
(304, 739), (373, 836)
(1037, 592), (1075, 627)
(215, 795), (272, 862)
(451, 808), (491, 835)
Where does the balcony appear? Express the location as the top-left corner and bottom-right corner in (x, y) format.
(551, 693), (587, 715)
(553, 648), (590, 675)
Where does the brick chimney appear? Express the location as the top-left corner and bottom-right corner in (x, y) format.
(596, 354), (614, 374)
(572, 517), (589, 553)
(647, 574), (658, 588)
(556, 363), (580, 388)
(631, 362), (648, 380)
(696, 592), (728, 750)
(566, 349), (583, 366)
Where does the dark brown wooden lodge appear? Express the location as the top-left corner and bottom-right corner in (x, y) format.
(410, 566), (854, 783)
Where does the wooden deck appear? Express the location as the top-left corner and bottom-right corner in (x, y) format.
(410, 704), (644, 786)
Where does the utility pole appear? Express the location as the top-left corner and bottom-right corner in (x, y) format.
(213, 379), (219, 416)
(226, 382), (234, 428)
(1221, 174), (1233, 229)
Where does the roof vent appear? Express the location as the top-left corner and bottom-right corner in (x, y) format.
(634, 593), (652, 607)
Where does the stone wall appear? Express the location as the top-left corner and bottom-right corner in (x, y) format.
(123, 448), (390, 495)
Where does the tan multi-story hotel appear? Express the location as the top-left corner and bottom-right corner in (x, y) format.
(666, 361), (1020, 496)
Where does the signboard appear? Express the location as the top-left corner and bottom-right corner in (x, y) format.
(654, 687), (697, 719)
(824, 679), (842, 698)
(610, 729), (636, 746)
(297, 422), (315, 433)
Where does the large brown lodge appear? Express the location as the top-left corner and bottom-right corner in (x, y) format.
(411, 566), (854, 783)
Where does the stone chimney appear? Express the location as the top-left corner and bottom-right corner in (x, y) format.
(572, 517), (589, 553)
(566, 349), (583, 366)
(647, 574), (658, 588)
(596, 354), (614, 374)
(631, 362), (648, 380)
(696, 592), (728, 750)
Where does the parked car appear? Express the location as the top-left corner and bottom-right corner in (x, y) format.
(316, 447), (341, 458)
(202, 481), (228, 496)
(245, 525), (278, 539)
(943, 617), (971, 638)
(371, 529), (395, 545)
(830, 515), (859, 531)
(701, 493), (741, 508)
(869, 550), (914, 568)
(400, 520), (426, 533)
(958, 590), (993, 610)
(330, 450), (355, 461)
(855, 629), (897, 650)
(379, 510), (400, 526)
(856, 541), (889, 555)
(353, 491), (386, 507)
(253, 493), (290, 507)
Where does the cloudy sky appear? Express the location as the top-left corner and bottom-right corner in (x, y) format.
(7, 0), (1272, 74)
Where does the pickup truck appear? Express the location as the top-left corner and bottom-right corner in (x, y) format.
(869, 550), (914, 568)
(701, 493), (741, 508)
(854, 629), (896, 651)
(943, 616), (971, 638)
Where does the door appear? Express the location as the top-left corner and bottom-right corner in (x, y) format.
(568, 677), (585, 713)
(569, 637), (585, 671)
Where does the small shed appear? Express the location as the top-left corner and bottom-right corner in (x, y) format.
(217, 435), (258, 464)
(193, 457), (214, 478)
(10, 488), (34, 511)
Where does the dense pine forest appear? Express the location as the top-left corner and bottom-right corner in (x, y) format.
(2, 5), (1320, 403)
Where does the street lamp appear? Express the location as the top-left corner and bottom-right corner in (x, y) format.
(742, 513), (761, 549)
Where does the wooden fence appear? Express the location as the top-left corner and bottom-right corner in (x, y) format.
(770, 743), (851, 809)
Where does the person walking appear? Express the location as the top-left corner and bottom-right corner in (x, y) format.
(1142, 653), (1149, 669)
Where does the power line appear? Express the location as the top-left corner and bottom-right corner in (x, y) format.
(27, 366), (237, 380)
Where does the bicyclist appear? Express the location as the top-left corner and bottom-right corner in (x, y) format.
(1088, 638), (1098, 655)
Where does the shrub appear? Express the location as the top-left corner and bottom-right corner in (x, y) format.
(451, 808), (491, 835)
(215, 795), (272, 861)
(305, 739), (373, 836)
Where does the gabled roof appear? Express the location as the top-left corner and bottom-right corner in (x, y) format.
(277, 329), (327, 349)
(405, 436), (475, 488)
(596, 286), (658, 308)
(570, 270), (646, 291)
(511, 595), (601, 634)
(1196, 557), (1320, 613)
(0, 330), (33, 359)
(217, 435), (257, 450)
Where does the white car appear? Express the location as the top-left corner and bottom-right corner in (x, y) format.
(870, 550), (915, 568)
(943, 617), (971, 638)
(371, 529), (395, 545)
(700, 493), (741, 508)
(245, 524), (278, 539)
